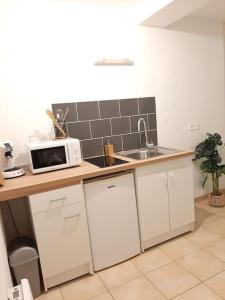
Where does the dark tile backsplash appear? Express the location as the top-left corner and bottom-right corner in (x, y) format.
(111, 117), (130, 135)
(119, 98), (138, 116)
(52, 97), (157, 158)
(67, 121), (91, 140)
(99, 100), (120, 119)
(90, 119), (111, 138)
(52, 103), (77, 122)
(139, 97), (156, 114)
(77, 101), (100, 121)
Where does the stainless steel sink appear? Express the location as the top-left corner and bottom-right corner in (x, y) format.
(119, 147), (179, 160)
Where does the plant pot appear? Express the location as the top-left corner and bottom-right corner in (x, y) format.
(208, 193), (225, 207)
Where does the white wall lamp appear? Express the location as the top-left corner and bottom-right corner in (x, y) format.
(94, 57), (134, 66)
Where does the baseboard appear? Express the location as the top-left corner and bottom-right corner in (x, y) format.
(194, 188), (225, 203)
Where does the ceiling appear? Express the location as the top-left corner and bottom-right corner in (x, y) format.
(191, 0), (225, 22)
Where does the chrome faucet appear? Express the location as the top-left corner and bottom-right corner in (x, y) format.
(138, 118), (154, 150)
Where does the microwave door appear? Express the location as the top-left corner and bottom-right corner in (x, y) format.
(31, 146), (69, 172)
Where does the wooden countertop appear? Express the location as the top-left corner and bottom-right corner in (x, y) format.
(0, 150), (194, 202)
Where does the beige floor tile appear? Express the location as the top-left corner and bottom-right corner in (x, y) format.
(159, 236), (199, 259)
(110, 276), (166, 300)
(205, 271), (225, 298)
(173, 283), (223, 300)
(91, 292), (114, 300)
(204, 238), (225, 261)
(196, 200), (217, 212)
(35, 288), (63, 300)
(184, 227), (222, 247)
(195, 207), (219, 229)
(203, 218), (225, 236)
(146, 262), (199, 299)
(177, 249), (225, 281)
(196, 200), (225, 217)
(60, 274), (106, 300)
(131, 247), (172, 274)
(98, 261), (141, 290)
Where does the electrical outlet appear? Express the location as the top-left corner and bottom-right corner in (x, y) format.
(195, 123), (200, 130)
(188, 124), (195, 131)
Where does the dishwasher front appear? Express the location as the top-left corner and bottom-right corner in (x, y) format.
(84, 170), (141, 271)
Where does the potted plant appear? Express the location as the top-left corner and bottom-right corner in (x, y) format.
(194, 133), (225, 207)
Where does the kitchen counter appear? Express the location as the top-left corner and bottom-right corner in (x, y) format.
(0, 149), (194, 201)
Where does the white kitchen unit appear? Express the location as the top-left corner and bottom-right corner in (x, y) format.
(135, 157), (195, 251)
(84, 171), (140, 271)
(29, 184), (93, 291)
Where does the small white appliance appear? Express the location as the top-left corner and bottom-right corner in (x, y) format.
(84, 171), (140, 271)
(27, 138), (82, 174)
(0, 139), (25, 179)
(8, 279), (33, 300)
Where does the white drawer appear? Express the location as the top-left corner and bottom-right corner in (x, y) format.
(29, 184), (84, 214)
(32, 202), (91, 278)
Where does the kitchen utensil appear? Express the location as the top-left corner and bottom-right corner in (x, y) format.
(46, 110), (67, 138)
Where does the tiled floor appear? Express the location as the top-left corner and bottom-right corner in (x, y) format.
(36, 199), (225, 300)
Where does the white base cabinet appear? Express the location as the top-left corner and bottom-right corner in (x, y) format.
(29, 184), (93, 290)
(135, 157), (195, 251)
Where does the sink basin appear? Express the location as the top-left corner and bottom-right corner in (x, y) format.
(123, 150), (163, 160)
(119, 147), (179, 160)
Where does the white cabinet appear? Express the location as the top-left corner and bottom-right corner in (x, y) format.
(168, 166), (194, 230)
(135, 157), (194, 250)
(29, 184), (93, 290)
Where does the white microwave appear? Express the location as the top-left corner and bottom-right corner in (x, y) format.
(27, 138), (82, 174)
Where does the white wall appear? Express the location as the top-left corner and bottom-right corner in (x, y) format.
(0, 208), (12, 300)
(0, 0), (225, 197)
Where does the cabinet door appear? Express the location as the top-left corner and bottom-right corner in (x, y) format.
(168, 165), (194, 230)
(33, 202), (91, 279)
(136, 171), (170, 242)
(85, 172), (140, 271)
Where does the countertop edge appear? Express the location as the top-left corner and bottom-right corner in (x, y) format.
(0, 150), (194, 201)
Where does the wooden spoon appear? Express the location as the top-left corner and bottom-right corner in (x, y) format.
(46, 109), (67, 138)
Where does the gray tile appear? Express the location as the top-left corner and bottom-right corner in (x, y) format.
(77, 101), (100, 121)
(148, 114), (157, 130)
(90, 119), (111, 138)
(141, 130), (158, 147)
(122, 133), (141, 151)
(52, 103), (77, 122)
(138, 97), (156, 114)
(103, 135), (123, 153)
(99, 100), (120, 118)
(111, 117), (130, 135)
(81, 139), (103, 158)
(119, 98), (138, 116)
(67, 121), (91, 140)
(130, 115), (148, 132)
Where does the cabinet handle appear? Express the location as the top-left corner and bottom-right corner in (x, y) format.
(49, 197), (66, 203)
(108, 185), (116, 189)
(64, 213), (80, 220)
(168, 172), (174, 177)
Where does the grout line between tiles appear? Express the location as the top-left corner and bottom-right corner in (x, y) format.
(58, 287), (65, 300)
(118, 99), (121, 117)
(143, 273), (170, 300)
(89, 121), (93, 139)
(75, 102), (79, 121)
(97, 101), (101, 119)
(204, 280), (225, 300)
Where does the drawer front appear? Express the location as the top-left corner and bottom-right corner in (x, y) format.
(32, 202), (91, 278)
(29, 184), (84, 214)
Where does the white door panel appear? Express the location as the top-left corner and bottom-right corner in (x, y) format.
(168, 165), (195, 230)
(136, 171), (170, 242)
